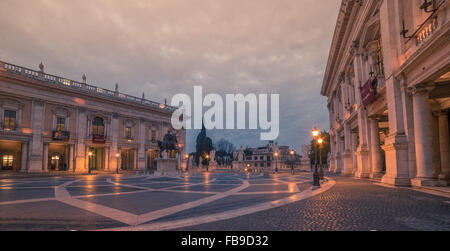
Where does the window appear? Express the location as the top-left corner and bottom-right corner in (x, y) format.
(254, 156), (257, 160)
(3, 110), (16, 130)
(151, 130), (157, 143)
(260, 156), (264, 160)
(125, 127), (132, 139)
(56, 117), (66, 131)
(375, 39), (384, 76)
(2, 155), (13, 169)
(92, 117), (105, 135)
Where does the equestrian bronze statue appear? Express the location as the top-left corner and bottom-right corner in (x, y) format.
(157, 130), (179, 158)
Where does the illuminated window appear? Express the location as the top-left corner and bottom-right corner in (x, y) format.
(3, 110), (16, 130)
(92, 117), (104, 135)
(2, 155), (13, 169)
(56, 117), (66, 131)
(126, 127), (132, 139)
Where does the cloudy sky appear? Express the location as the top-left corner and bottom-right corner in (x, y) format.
(0, 0), (340, 153)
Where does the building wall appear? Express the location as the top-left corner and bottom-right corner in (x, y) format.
(321, 0), (450, 187)
(0, 60), (185, 173)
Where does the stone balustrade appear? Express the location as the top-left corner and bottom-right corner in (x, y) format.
(0, 60), (177, 112)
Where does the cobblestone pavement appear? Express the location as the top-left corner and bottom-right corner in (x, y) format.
(175, 175), (450, 231)
(0, 172), (320, 231)
(1, 172), (448, 231)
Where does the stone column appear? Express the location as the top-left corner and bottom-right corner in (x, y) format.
(380, 77), (410, 186)
(109, 113), (120, 171)
(353, 52), (371, 179)
(334, 134), (342, 173)
(369, 117), (384, 178)
(20, 141), (28, 173)
(379, 1), (411, 186)
(438, 111), (450, 181)
(329, 133), (336, 172)
(134, 148), (138, 170)
(351, 132), (358, 175)
(137, 118), (147, 170)
(104, 147), (110, 170)
(43, 143), (49, 172)
(69, 144), (74, 172)
(28, 99), (45, 173)
(75, 108), (87, 172)
(342, 123), (354, 175)
(410, 84), (437, 186)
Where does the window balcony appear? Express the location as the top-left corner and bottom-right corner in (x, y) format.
(52, 130), (70, 141)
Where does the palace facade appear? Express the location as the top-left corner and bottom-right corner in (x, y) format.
(321, 0), (449, 186)
(243, 141), (300, 171)
(0, 60), (185, 173)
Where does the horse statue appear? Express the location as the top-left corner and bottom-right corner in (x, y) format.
(157, 130), (179, 158)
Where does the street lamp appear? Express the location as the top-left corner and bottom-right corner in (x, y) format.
(274, 152), (279, 173)
(289, 150), (295, 174)
(311, 127), (320, 187)
(318, 138), (324, 180)
(185, 154), (190, 172)
(205, 154), (210, 172)
(116, 153), (120, 174)
(88, 151), (93, 175)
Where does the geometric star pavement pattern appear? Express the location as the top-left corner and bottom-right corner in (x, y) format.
(0, 172), (334, 231)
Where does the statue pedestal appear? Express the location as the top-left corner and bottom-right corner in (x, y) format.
(155, 158), (178, 176)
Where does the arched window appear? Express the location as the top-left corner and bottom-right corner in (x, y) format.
(92, 117), (105, 135)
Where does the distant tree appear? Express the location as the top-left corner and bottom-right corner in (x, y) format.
(214, 138), (236, 166)
(308, 130), (331, 165)
(195, 123), (214, 165)
(214, 138), (236, 155)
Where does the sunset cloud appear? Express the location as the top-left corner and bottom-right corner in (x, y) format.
(0, 0), (341, 152)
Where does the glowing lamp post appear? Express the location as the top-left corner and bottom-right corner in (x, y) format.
(290, 150), (295, 174)
(116, 153), (120, 174)
(205, 154), (210, 172)
(185, 154), (190, 172)
(274, 152), (279, 173)
(88, 151), (93, 175)
(312, 127), (320, 187)
(318, 138), (324, 180)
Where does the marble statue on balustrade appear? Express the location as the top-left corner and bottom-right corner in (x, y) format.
(300, 144), (311, 171)
(209, 149), (217, 170)
(232, 146), (245, 170)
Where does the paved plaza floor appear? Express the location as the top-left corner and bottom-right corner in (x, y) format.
(0, 172), (449, 231)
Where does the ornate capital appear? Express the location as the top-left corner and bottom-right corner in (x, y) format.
(407, 83), (435, 97)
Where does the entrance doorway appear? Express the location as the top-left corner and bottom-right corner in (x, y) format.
(120, 149), (136, 170)
(48, 144), (69, 171)
(147, 150), (158, 171)
(88, 147), (105, 170)
(0, 140), (22, 171)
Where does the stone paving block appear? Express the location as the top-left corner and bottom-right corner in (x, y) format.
(78, 191), (214, 215)
(134, 182), (184, 189)
(151, 193), (296, 224)
(240, 184), (289, 192)
(0, 188), (55, 202)
(0, 200), (126, 231)
(67, 185), (143, 196)
(169, 184), (238, 192)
